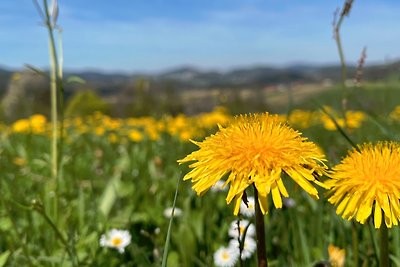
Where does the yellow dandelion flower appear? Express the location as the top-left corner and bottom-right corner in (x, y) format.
(389, 106), (400, 121)
(128, 129), (143, 142)
(179, 113), (328, 215)
(12, 119), (30, 133)
(326, 142), (400, 228)
(13, 157), (27, 166)
(328, 244), (345, 267)
(108, 133), (118, 143)
(29, 114), (47, 134)
(94, 126), (105, 136)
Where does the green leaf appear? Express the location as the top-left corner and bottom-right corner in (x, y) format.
(0, 250), (10, 267)
(24, 64), (47, 77)
(98, 173), (121, 217)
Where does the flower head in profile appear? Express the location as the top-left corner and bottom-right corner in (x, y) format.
(178, 113), (328, 214)
(213, 246), (239, 267)
(100, 229), (131, 253)
(326, 142), (400, 228)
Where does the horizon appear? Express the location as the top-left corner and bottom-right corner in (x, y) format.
(2, 58), (398, 76)
(1, 0), (400, 72)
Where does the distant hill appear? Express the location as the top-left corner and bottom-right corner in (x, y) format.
(1, 61), (399, 96)
(0, 68), (13, 96)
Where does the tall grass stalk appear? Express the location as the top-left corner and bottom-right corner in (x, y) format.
(161, 175), (181, 267)
(34, 0), (62, 221)
(333, 0), (354, 123)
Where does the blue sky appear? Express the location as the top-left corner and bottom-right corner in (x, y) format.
(1, 0), (399, 72)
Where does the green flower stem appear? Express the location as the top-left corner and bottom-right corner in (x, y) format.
(380, 224), (390, 267)
(351, 222), (359, 267)
(254, 185), (268, 267)
(368, 221), (380, 266)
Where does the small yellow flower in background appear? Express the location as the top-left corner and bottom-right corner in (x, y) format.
(179, 113), (328, 215)
(13, 157), (27, 166)
(107, 133), (118, 143)
(328, 244), (345, 267)
(12, 119), (30, 133)
(94, 126), (105, 136)
(288, 109), (318, 129)
(320, 108), (366, 131)
(100, 229), (131, 253)
(128, 129), (143, 142)
(344, 110), (366, 129)
(29, 114), (47, 134)
(326, 142), (400, 228)
(389, 105), (400, 121)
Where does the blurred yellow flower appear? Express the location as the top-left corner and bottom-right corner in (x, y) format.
(326, 142), (400, 228)
(94, 126), (105, 136)
(12, 119), (30, 133)
(288, 109), (318, 129)
(179, 113), (328, 215)
(13, 157), (27, 166)
(108, 133), (118, 143)
(128, 129), (143, 142)
(345, 111), (366, 129)
(389, 105), (400, 121)
(29, 114), (47, 134)
(328, 244), (345, 267)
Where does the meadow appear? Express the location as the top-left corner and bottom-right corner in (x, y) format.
(3, 1), (400, 266)
(2, 82), (400, 266)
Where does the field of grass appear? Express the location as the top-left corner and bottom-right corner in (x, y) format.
(2, 83), (400, 266)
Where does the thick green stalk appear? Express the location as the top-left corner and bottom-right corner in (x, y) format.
(254, 186), (268, 267)
(380, 224), (389, 267)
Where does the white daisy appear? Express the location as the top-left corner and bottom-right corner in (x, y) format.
(228, 220), (255, 239)
(163, 207), (182, 218)
(100, 229), (131, 253)
(229, 236), (257, 260)
(213, 246), (239, 267)
(210, 180), (228, 192)
(240, 196), (255, 217)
